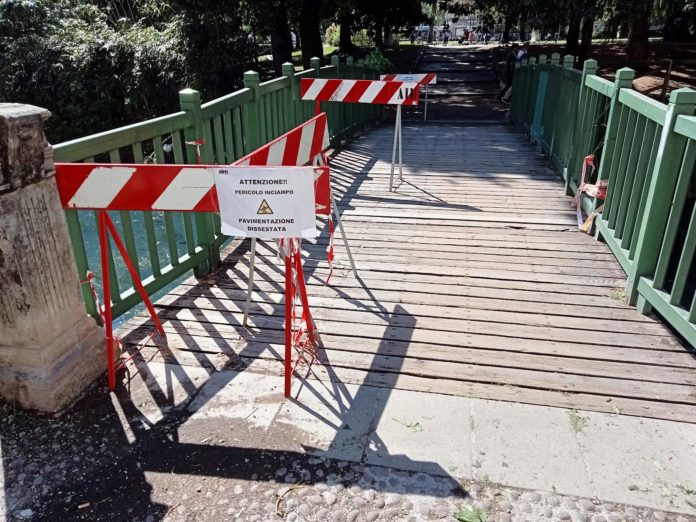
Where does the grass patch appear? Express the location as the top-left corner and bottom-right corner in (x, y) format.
(568, 410), (589, 433)
(456, 504), (488, 522)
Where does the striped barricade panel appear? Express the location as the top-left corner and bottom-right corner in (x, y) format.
(300, 79), (420, 106)
(54, 163), (331, 215)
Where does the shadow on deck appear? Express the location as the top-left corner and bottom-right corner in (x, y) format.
(3, 121), (695, 520)
(121, 122), (696, 425)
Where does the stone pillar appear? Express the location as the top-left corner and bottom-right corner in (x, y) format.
(0, 103), (103, 412)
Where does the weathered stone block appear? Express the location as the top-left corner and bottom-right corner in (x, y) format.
(0, 103), (103, 412)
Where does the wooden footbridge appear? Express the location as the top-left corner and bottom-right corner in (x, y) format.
(49, 49), (696, 423)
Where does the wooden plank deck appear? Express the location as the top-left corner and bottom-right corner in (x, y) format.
(118, 123), (696, 423)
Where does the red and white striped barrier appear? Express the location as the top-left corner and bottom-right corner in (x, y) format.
(300, 79), (420, 105)
(236, 112), (329, 166)
(381, 73), (437, 121)
(55, 163), (330, 214)
(300, 79), (419, 191)
(54, 113), (357, 398)
(380, 73), (437, 85)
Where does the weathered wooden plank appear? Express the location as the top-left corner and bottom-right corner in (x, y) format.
(152, 305), (682, 351)
(119, 323), (696, 404)
(217, 264), (629, 300)
(157, 292), (665, 336)
(168, 281), (646, 320)
(224, 255), (625, 288)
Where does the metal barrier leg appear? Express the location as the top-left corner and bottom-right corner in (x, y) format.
(243, 238), (257, 327)
(284, 249), (292, 398)
(331, 191), (359, 278)
(398, 105), (403, 181)
(424, 85), (429, 122)
(389, 106), (400, 192)
(97, 211), (116, 390)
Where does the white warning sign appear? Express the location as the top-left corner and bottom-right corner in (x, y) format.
(213, 166), (317, 239)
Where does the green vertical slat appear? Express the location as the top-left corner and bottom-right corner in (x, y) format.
(603, 105), (630, 221)
(232, 107), (245, 159)
(283, 63), (300, 128)
(134, 142), (161, 278)
(669, 203), (696, 304)
(614, 114), (647, 238)
(65, 210), (99, 319)
(109, 147), (140, 279)
(629, 129), (662, 260)
(182, 213), (195, 256)
(222, 110), (235, 162)
(93, 210), (121, 302)
(163, 134), (181, 265)
(653, 138), (695, 288)
(689, 286), (696, 322)
(607, 109), (639, 229)
(258, 95), (267, 143)
(213, 114), (226, 164)
(621, 121), (657, 250)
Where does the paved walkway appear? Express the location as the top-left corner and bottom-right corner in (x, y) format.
(408, 44), (507, 121)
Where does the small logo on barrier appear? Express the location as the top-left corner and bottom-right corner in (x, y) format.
(398, 87), (416, 101)
(257, 199), (274, 215)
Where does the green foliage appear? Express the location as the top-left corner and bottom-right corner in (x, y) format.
(326, 23), (341, 47)
(456, 504), (488, 522)
(365, 48), (393, 72)
(0, 0), (256, 142)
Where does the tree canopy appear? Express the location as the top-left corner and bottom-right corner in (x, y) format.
(0, 0), (689, 141)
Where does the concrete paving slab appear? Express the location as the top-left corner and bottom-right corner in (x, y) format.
(578, 410), (696, 515)
(272, 375), (381, 462)
(364, 388), (472, 478)
(125, 361), (214, 425)
(471, 398), (594, 497)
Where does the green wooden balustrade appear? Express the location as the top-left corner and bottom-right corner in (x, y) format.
(511, 56), (696, 346)
(54, 59), (381, 322)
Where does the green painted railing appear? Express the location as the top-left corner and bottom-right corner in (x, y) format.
(55, 58), (381, 321)
(511, 56), (696, 346)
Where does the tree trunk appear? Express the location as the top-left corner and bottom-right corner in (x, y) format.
(270, 0), (293, 77)
(299, 0), (323, 68)
(519, 12), (527, 41)
(503, 16), (512, 43)
(384, 25), (392, 47)
(293, 30), (301, 50)
(579, 3), (595, 63)
(627, 0), (653, 62)
(339, 11), (355, 53)
(566, 8), (581, 56)
(374, 19), (384, 49)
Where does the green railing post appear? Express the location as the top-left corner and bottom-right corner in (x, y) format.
(550, 53), (560, 66)
(242, 71), (262, 153)
(627, 88), (696, 307)
(310, 57), (321, 77)
(179, 88), (219, 273)
(594, 68), (635, 211)
(282, 62), (300, 128)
